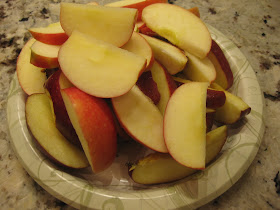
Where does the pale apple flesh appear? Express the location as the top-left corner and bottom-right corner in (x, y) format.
(61, 87), (117, 173)
(130, 125), (227, 184)
(26, 93), (89, 168)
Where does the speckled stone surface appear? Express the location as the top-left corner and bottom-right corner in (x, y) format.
(0, 0), (279, 209)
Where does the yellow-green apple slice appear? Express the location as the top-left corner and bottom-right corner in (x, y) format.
(26, 93), (88, 168)
(211, 83), (251, 124)
(130, 125), (227, 184)
(60, 3), (137, 47)
(208, 40), (234, 89)
(141, 34), (188, 75)
(112, 85), (168, 153)
(45, 70), (80, 147)
(58, 30), (146, 98)
(136, 71), (160, 104)
(150, 61), (177, 114)
(29, 22), (68, 45)
(183, 51), (216, 83)
(142, 3), (211, 59)
(164, 82), (209, 169)
(61, 87), (117, 173)
(17, 38), (46, 95)
(30, 41), (60, 68)
(122, 32), (154, 69)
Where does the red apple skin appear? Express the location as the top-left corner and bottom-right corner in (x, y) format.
(210, 39), (233, 89)
(62, 87), (117, 173)
(206, 88), (226, 109)
(45, 70), (80, 147)
(29, 30), (68, 45)
(206, 110), (215, 132)
(30, 52), (59, 69)
(138, 23), (158, 37)
(136, 71), (161, 104)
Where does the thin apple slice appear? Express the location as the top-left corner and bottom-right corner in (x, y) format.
(130, 125), (227, 184)
(183, 51), (216, 83)
(208, 40), (234, 89)
(60, 3), (137, 47)
(17, 38), (46, 95)
(112, 85), (168, 153)
(122, 32), (154, 69)
(211, 83), (251, 124)
(142, 3), (211, 58)
(61, 87), (117, 173)
(141, 34), (188, 75)
(58, 30), (146, 98)
(164, 82), (209, 169)
(30, 41), (60, 68)
(150, 61), (177, 114)
(26, 93), (88, 168)
(29, 22), (68, 45)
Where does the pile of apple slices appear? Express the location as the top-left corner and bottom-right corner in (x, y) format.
(17, 1), (251, 184)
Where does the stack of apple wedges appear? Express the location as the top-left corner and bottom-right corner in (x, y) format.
(17, 1), (251, 184)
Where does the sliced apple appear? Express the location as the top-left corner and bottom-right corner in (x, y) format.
(208, 40), (233, 89)
(26, 93), (88, 168)
(206, 108), (215, 132)
(141, 34), (187, 75)
(150, 61), (177, 114)
(211, 83), (251, 124)
(130, 125), (227, 184)
(17, 38), (46, 95)
(112, 85), (168, 153)
(29, 22), (68, 45)
(142, 3), (211, 58)
(164, 82), (209, 169)
(30, 41), (60, 68)
(136, 71), (160, 104)
(61, 87), (117, 173)
(122, 32), (154, 69)
(60, 3), (137, 47)
(183, 51), (216, 83)
(58, 30), (146, 98)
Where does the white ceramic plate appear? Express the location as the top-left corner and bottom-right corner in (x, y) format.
(7, 26), (264, 209)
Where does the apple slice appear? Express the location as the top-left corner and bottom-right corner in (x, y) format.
(142, 3), (211, 58)
(17, 38), (46, 95)
(29, 22), (68, 45)
(141, 34), (188, 75)
(164, 82), (209, 169)
(150, 61), (177, 114)
(206, 108), (215, 132)
(208, 40), (234, 89)
(183, 51), (216, 83)
(60, 3), (137, 47)
(211, 83), (251, 124)
(58, 30), (146, 98)
(26, 93), (88, 168)
(130, 125), (227, 184)
(61, 87), (117, 173)
(112, 85), (168, 153)
(30, 41), (60, 68)
(122, 32), (154, 69)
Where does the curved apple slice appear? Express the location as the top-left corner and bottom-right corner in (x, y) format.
(17, 38), (46, 95)
(26, 93), (89, 168)
(58, 30), (146, 98)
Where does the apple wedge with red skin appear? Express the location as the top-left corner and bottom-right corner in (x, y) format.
(164, 82), (209, 169)
(17, 38), (46, 95)
(122, 32), (154, 69)
(29, 22), (68, 45)
(60, 3), (138, 47)
(45, 70), (81, 147)
(58, 30), (146, 98)
(206, 108), (216, 132)
(61, 87), (117, 173)
(112, 85), (168, 153)
(142, 3), (212, 59)
(26, 93), (89, 168)
(130, 125), (227, 184)
(30, 41), (60, 69)
(211, 83), (251, 124)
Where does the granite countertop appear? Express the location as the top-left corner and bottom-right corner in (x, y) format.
(0, 0), (279, 209)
